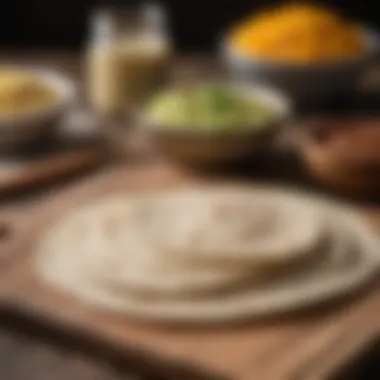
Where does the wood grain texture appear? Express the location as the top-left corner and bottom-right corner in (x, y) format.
(0, 162), (379, 380)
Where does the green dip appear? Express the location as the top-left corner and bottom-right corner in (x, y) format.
(147, 85), (275, 131)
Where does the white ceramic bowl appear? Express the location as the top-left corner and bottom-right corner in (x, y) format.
(223, 27), (380, 106)
(0, 67), (76, 152)
(139, 82), (292, 168)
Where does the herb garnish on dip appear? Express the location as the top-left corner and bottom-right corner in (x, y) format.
(147, 84), (274, 131)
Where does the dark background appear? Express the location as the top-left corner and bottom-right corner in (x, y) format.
(0, 0), (379, 51)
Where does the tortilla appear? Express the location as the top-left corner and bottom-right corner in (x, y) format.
(153, 188), (324, 268)
(36, 203), (379, 323)
(35, 187), (326, 297)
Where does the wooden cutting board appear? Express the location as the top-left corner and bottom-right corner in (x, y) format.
(0, 162), (379, 380)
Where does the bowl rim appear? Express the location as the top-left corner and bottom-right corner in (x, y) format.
(137, 81), (293, 136)
(0, 65), (76, 125)
(224, 25), (380, 71)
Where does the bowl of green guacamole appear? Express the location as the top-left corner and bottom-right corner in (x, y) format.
(140, 83), (291, 167)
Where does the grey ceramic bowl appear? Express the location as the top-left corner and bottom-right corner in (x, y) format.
(223, 27), (380, 106)
(0, 67), (76, 152)
(139, 83), (292, 168)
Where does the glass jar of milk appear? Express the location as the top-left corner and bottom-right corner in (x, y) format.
(87, 4), (171, 117)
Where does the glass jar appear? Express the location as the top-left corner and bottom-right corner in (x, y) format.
(86, 4), (171, 117)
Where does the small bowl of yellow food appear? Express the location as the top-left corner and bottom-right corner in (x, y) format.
(0, 67), (76, 151)
(224, 3), (380, 105)
(139, 82), (291, 167)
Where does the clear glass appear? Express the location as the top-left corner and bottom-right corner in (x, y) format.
(86, 4), (171, 117)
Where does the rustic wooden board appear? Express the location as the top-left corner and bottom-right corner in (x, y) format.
(0, 162), (379, 380)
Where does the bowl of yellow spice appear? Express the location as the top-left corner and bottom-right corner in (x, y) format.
(0, 67), (75, 151)
(225, 3), (379, 105)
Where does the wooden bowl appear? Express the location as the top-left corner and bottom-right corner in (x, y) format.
(298, 117), (380, 195)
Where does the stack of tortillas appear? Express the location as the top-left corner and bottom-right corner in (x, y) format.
(36, 186), (380, 323)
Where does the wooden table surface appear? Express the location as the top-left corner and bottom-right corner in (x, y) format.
(0, 52), (379, 380)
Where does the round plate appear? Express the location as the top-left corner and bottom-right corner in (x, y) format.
(35, 198), (380, 324)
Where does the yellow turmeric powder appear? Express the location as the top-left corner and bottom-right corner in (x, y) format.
(231, 3), (366, 63)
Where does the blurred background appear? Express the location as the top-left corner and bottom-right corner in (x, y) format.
(0, 2), (380, 380)
(1, 0), (380, 51)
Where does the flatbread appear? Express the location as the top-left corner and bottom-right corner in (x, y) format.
(35, 187), (324, 297)
(34, 187), (380, 322)
(153, 188), (324, 268)
(36, 204), (379, 323)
